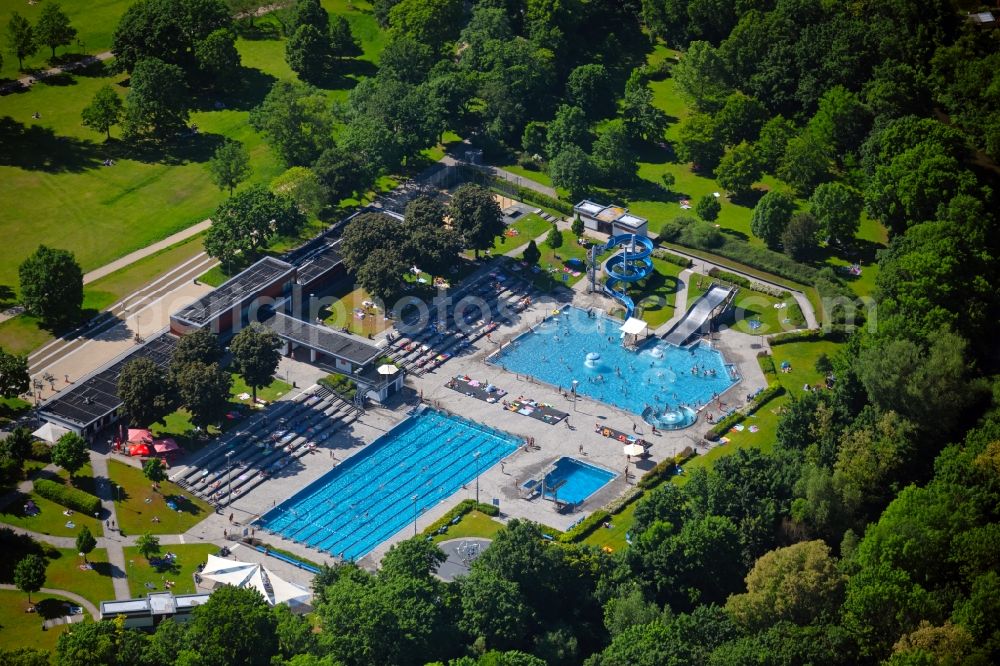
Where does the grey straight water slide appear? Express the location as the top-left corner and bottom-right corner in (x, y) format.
(662, 284), (734, 346)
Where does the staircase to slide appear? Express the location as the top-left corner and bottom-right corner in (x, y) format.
(602, 234), (654, 319)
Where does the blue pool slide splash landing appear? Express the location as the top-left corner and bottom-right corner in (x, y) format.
(603, 234), (654, 319)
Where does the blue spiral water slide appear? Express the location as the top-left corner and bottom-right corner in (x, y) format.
(602, 234), (654, 319)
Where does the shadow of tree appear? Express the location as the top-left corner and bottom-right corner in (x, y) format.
(0, 116), (103, 172)
(0, 526), (48, 582)
(730, 188), (767, 208)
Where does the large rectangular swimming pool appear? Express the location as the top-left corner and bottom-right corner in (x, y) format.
(256, 409), (520, 561)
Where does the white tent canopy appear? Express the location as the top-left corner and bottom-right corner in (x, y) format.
(32, 422), (70, 443)
(200, 554), (312, 607)
(620, 317), (648, 336)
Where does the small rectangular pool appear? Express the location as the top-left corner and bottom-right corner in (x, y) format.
(528, 457), (616, 505)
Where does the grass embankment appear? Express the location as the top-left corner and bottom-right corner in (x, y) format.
(430, 510), (504, 544)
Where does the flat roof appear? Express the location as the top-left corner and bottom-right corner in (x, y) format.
(296, 238), (343, 287)
(574, 200), (604, 215)
(101, 599), (148, 614)
(616, 213), (646, 228)
(596, 206), (626, 222)
(40, 333), (178, 428)
(173, 257), (295, 327)
(264, 312), (381, 365)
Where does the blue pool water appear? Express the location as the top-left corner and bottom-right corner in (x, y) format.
(257, 409), (519, 561)
(533, 457), (616, 504)
(489, 306), (736, 426)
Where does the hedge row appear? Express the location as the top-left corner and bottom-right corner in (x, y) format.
(34, 478), (101, 515)
(704, 385), (786, 441)
(708, 267), (792, 299)
(665, 235), (818, 286)
(651, 248), (693, 268)
(769, 328), (848, 345)
(560, 510), (610, 543)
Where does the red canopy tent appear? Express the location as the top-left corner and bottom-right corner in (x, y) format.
(153, 438), (180, 454)
(128, 443), (151, 456)
(127, 428), (154, 444)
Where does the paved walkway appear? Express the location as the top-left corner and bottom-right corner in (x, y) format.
(664, 247), (819, 330)
(82, 220), (211, 284)
(1, 51), (114, 94)
(88, 453), (131, 600)
(0, 583), (100, 620)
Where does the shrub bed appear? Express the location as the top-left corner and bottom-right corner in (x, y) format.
(318, 373), (357, 400)
(666, 237), (817, 286)
(769, 328), (848, 345)
(33, 479), (101, 515)
(651, 248), (693, 268)
(560, 510), (611, 543)
(30, 441), (51, 462)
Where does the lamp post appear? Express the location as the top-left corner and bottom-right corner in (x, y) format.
(225, 450), (235, 506)
(412, 494), (419, 536)
(571, 380), (579, 411)
(473, 451), (482, 504)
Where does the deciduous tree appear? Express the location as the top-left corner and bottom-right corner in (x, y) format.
(696, 195), (721, 222)
(6, 13), (36, 70)
(809, 182), (862, 245)
(270, 166), (325, 216)
(122, 57), (190, 141)
(750, 191), (795, 249)
(522, 240), (541, 265)
(171, 328), (223, 368)
(675, 113), (723, 170)
(229, 323), (281, 402)
(449, 184), (505, 259)
(0, 348), (29, 399)
(14, 554), (45, 604)
(195, 28), (241, 87)
(715, 141), (762, 196)
(549, 145), (593, 200)
(172, 361), (232, 430)
(81, 85), (124, 140)
(566, 63), (613, 119)
(18, 245), (83, 331)
(35, 3), (76, 58)
(142, 458), (167, 490)
(117, 357), (175, 427)
(592, 119), (637, 185)
(250, 81), (332, 167)
(52, 432), (89, 479)
(671, 40), (730, 111)
(286, 24), (329, 83)
(136, 532), (161, 560)
(204, 186), (305, 268)
(208, 139), (251, 195)
(546, 104), (589, 159)
(781, 212), (820, 261)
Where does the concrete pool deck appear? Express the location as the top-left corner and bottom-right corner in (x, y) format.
(197, 289), (767, 571)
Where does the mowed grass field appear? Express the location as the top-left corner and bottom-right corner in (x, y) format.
(0, 0), (384, 300)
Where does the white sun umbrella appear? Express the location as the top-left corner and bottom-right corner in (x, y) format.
(377, 364), (398, 375)
(623, 443), (645, 457)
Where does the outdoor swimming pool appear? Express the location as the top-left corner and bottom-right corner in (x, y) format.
(528, 457), (616, 505)
(489, 306), (737, 428)
(256, 409), (519, 561)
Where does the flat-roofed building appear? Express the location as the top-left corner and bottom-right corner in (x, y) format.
(100, 592), (211, 629)
(573, 200), (649, 237)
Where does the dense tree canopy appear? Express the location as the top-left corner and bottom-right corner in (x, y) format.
(18, 245), (83, 330)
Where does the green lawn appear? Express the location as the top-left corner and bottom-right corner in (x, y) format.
(0, 490), (104, 540)
(631, 258), (685, 328)
(530, 231), (601, 290)
(582, 498), (641, 553)
(321, 284), (394, 337)
(123, 543), (219, 598)
(768, 339), (844, 398)
(0, 0), (129, 81)
(83, 233), (208, 312)
(720, 288), (805, 336)
(0, 313), (58, 356)
(0, 589), (75, 652)
(491, 213), (552, 256)
(107, 459), (212, 536)
(45, 547), (116, 608)
(230, 375), (292, 404)
(430, 510), (504, 543)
